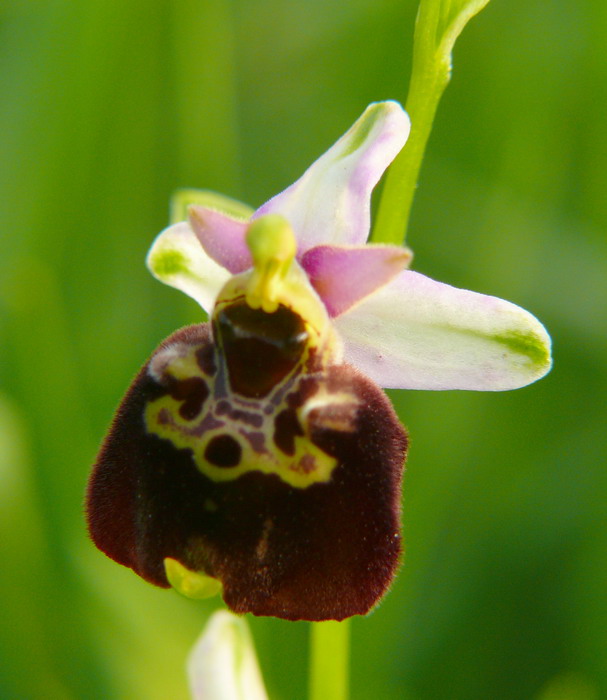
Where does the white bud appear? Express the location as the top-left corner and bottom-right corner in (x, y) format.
(188, 611), (269, 700)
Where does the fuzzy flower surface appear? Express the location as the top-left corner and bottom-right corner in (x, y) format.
(86, 101), (551, 621)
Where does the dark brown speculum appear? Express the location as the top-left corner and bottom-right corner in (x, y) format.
(87, 302), (408, 621)
(214, 300), (309, 398)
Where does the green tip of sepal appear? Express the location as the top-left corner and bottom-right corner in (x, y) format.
(164, 557), (222, 600)
(148, 248), (190, 278)
(497, 328), (552, 377)
(341, 101), (398, 157)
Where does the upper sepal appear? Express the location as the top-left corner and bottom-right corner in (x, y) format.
(255, 101), (410, 250)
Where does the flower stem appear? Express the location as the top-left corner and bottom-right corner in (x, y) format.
(372, 0), (491, 247)
(309, 620), (350, 700)
(371, 2), (448, 247)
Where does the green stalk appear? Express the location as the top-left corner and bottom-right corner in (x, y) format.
(309, 620), (350, 700)
(372, 0), (491, 246)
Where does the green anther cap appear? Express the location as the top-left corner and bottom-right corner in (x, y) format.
(245, 215), (297, 312)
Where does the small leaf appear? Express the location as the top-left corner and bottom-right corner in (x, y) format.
(436, 0), (492, 69)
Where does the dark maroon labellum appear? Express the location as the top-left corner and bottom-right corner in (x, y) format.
(86, 322), (407, 621)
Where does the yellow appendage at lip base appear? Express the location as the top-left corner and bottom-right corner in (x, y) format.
(164, 557), (222, 599)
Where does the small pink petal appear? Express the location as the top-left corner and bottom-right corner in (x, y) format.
(189, 205), (251, 274)
(255, 101), (410, 252)
(301, 244), (411, 317)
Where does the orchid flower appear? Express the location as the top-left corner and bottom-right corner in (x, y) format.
(86, 101), (551, 622)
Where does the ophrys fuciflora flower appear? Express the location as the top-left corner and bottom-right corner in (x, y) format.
(86, 102), (551, 621)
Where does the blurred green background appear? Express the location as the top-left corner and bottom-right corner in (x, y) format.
(1, 0), (606, 698)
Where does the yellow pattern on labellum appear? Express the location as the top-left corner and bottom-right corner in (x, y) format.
(143, 341), (350, 489)
(144, 397), (340, 489)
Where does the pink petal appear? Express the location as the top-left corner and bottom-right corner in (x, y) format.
(189, 205), (251, 274)
(334, 270), (552, 391)
(301, 244), (412, 317)
(255, 101), (410, 252)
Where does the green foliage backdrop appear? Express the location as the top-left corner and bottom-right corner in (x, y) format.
(1, 1), (605, 698)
